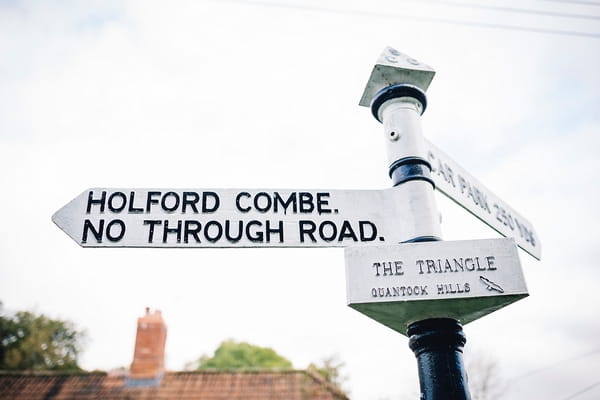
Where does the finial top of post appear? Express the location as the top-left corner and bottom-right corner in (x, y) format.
(359, 47), (436, 107)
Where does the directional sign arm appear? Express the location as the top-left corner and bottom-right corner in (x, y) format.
(52, 187), (417, 248)
(423, 139), (541, 260)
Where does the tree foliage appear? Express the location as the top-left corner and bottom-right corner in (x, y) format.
(0, 303), (85, 371)
(308, 354), (346, 386)
(195, 340), (293, 370)
(308, 354), (348, 394)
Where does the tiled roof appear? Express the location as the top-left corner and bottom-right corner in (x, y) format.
(0, 370), (349, 400)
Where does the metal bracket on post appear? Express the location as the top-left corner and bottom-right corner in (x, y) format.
(359, 47), (472, 400)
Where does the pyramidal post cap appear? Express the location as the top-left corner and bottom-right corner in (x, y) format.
(359, 47), (436, 107)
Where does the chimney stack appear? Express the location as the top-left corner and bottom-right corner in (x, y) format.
(129, 308), (167, 380)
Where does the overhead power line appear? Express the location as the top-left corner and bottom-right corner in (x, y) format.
(562, 380), (600, 400)
(421, 0), (600, 20)
(541, 0), (600, 6)
(222, 0), (600, 39)
(507, 348), (600, 382)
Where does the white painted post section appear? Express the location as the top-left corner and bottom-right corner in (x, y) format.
(378, 97), (442, 242)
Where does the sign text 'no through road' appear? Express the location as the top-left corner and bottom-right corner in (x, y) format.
(52, 187), (415, 248)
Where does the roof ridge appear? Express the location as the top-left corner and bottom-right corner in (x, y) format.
(0, 370), (107, 377)
(171, 368), (304, 374)
(304, 369), (350, 400)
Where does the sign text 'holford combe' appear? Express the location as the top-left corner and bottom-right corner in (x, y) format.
(52, 187), (419, 247)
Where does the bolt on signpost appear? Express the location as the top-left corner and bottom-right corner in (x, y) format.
(52, 47), (540, 400)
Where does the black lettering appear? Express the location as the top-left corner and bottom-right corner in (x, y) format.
(265, 220), (284, 243)
(416, 260), (425, 274)
(202, 192), (220, 213)
(86, 191), (106, 213)
(299, 192), (314, 213)
(486, 256), (496, 270)
(143, 220), (161, 243)
(383, 262), (393, 276)
(476, 257), (486, 271)
(426, 259), (437, 273)
(420, 285), (428, 295)
(182, 192), (200, 213)
(444, 259), (453, 273)
(204, 221), (223, 243)
(373, 262), (382, 276)
(318, 221), (337, 242)
(236, 192), (251, 212)
(458, 175), (468, 195)
(105, 219), (125, 242)
(446, 166), (456, 188)
(454, 258), (464, 272)
(478, 190), (491, 213)
(359, 221), (377, 241)
(338, 221), (358, 242)
(146, 191), (161, 212)
(427, 151), (437, 172)
(246, 220), (263, 242)
(128, 191), (144, 213)
(107, 192), (127, 213)
(394, 261), (404, 275)
(82, 219), (103, 243)
(161, 192), (180, 212)
(465, 258), (475, 271)
(184, 220), (201, 243)
(299, 220), (316, 243)
(273, 192), (297, 214)
(254, 192), (272, 213)
(467, 182), (478, 206)
(316, 192), (331, 214)
(162, 220), (182, 243)
(224, 220), (243, 242)
(437, 284), (444, 295)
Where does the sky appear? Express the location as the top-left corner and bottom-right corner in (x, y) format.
(1, 1), (600, 399)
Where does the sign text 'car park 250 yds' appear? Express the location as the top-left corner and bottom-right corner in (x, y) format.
(52, 188), (416, 248)
(423, 140), (540, 260)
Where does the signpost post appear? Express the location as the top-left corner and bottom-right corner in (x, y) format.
(52, 46), (541, 400)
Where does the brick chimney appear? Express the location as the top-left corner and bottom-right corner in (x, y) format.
(129, 307), (167, 380)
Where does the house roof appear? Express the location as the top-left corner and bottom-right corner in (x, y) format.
(0, 369), (349, 400)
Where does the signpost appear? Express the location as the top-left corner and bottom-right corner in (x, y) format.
(345, 238), (528, 334)
(52, 46), (541, 400)
(53, 187), (436, 248)
(353, 46), (539, 400)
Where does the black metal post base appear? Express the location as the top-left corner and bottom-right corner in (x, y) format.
(408, 318), (471, 400)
